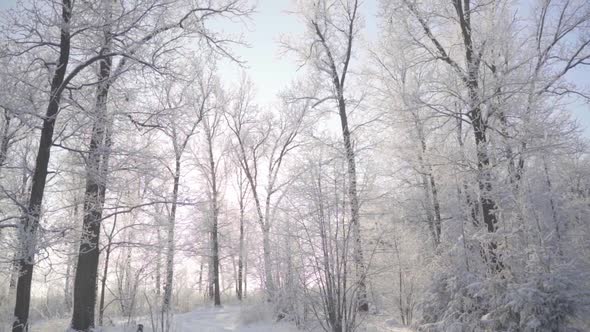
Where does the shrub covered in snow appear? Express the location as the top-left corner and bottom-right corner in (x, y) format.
(418, 265), (588, 332)
(238, 300), (274, 325)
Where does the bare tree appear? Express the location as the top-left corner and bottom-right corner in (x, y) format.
(147, 62), (219, 330)
(10, 2), (74, 330)
(393, 0), (506, 271)
(234, 166), (249, 300)
(194, 82), (224, 306)
(225, 77), (307, 301)
(66, 0), (252, 329)
(284, 0), (369, 311)
(370, 46), (444, 247)
(289, 150), (363, 332)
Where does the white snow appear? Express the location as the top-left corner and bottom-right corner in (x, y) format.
(12, 305), (413, 332)
(20, 305), (299, 332)
(160, 306), (298, 332)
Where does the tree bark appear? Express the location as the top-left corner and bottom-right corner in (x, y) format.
(337, 94), (368, 311)
(12, 1), (72, 330)
(64, 202), (79, 313)
(205, 123), (221, 306)
(71, 7), (113, 327)
(414, 116), (441, 246)
(98, 210), (118, 326)
(543, 158), (562, 255)
(454, 0), (503, 272)
(0, 108), (13, 171)
(156, 221), (162, 297)
(237, 188), (245, 300)
(162, 157), (180, 332)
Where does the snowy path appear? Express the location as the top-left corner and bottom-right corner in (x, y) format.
(22, 305), (412, 331)
(24, 305), (298, 332)
(166, 306), (297, 332)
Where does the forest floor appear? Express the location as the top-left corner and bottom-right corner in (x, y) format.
(21, 305), (412, 332)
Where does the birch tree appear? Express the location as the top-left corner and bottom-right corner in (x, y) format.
(156, 76), (205, 332)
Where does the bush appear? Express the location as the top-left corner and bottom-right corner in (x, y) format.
(418, 267), (586, 332)
(238, 300), (274, 325)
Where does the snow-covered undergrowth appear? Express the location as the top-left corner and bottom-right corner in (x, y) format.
(418, 267), (590, 332)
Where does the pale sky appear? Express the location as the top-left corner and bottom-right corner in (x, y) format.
(216, 0), (379, 106)
(0, 0), (588, 136)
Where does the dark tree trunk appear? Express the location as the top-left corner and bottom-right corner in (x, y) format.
(206, 127), (221, 306)
(454, 0), (503, 272)
(98, 212), (118, 326)
(430, 174), (442, 242)
(237, 196), (245, 300)
(156, 213), (162, 297)
(208, 235), (214, 300)
(470, 110), (502, 271)
(12, 1), (72, 331)
(0, 108), (13, 170)
(71, 21), (113, 330)
(162, 157), (180, 331)
(211, 210), (220, 306)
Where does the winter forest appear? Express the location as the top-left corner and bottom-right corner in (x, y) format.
(0, 0), (589, 331)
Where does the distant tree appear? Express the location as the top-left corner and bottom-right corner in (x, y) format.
(225, 77), (307, 301)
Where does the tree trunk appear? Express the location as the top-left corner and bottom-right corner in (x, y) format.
(208, 234), (214, 300)
(0, 108), (13, 171)
(237, 195), (245, 300)
(211, 213), (220, 306)
(156, 209), (163, 297)
(311, 7), (368, 310)
(246, 181), (274, 299)
(336, 93), (368, 312)
(543, 158), (562, 255)
(243, 249), (247, 299)
(70, 93), (112, 330)
(261, 223), (274, 299)
(471, 111), (502, 271)
(429, 174), (442, 240)
(162, 157), (180, 332)
(71, 10), (113, 328)
(198, 258), (203, 295)
(454, 0), (502, 272)
(98, 211), (118, 326)
(12, 1), (72, 331)
(206, 128), (221, 306)
(98, 240), (112, 326)
(414, 117), (442, 246)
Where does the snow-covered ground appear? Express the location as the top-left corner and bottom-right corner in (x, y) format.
(15, 305), (412, 332)
(24, 305), (296, 332)
(157, 306), (298, 332)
